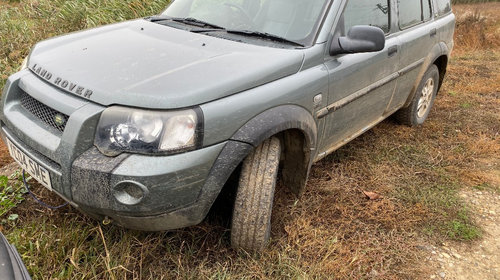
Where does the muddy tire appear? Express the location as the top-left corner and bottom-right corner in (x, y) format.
(231, 137), (281, 251)
(395, 64), (440, 126)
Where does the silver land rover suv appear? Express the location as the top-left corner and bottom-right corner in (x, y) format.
(1, 0), (455, 251)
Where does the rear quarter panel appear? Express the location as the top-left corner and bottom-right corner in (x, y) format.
(434, 12), (456, 54)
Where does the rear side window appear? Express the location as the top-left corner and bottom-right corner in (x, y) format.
(435, 0), (451, 16)
(422, 0), (432, 20)
(398, 0), (422, 28)
(398, 0), (433, 29)
(343, 0), (391, 34)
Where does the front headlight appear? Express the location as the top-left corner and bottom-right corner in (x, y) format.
(95, 106), (203, 156)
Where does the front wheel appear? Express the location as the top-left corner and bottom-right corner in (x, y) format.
(231, 137), (281, 251)
(395, 64), (440, 126)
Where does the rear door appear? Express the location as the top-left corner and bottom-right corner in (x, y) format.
(388, 0), (436, 111)
(318, 0), (400, 155)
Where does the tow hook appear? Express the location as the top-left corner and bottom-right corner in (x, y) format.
(102, 216), (112, 225)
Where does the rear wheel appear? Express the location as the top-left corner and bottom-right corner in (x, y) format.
(395, 64), (440, 126)
(231, 137), (281, 251)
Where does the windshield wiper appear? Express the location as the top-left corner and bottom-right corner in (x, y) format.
(225, 30), (304, 47)
(172, 17), (225, 30)
(147, 15), (170, 22)
(147, 16), (304, 47)
(147, 16), (225, 30)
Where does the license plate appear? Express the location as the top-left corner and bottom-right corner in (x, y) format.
(6, 138), (52, 191)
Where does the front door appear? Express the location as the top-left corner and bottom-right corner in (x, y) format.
(318, 0), (400, 156)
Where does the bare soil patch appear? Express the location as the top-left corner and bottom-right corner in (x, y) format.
(0, 140), (13, 168)
(429, 189), (500, 280)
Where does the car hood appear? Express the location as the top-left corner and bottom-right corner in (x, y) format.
(28, 19), (305, 109)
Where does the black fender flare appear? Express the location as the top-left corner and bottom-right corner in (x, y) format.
(230, 104), (317, 149)
(196, 105), (318, 218)
(231, 105), (318, 194)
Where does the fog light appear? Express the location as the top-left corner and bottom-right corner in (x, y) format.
(113, 181), (149, 206)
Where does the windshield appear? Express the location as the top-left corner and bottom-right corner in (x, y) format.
(161, 0), (331, 46)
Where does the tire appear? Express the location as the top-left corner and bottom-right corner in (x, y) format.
(231, 137), (281, 251)
(395, 64), (440, 126)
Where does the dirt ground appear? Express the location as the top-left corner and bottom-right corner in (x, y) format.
(425, 186), (500, 280)
(0, 140), (14, 168)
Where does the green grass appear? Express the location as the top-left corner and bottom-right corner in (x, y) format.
(0, 172), (26, 223)
(447, 220), (481, 240)
(5, 211), (317, 279)
(391, 165), (482, 242)
(445, 209), (481, 240)
(0, 0), (171, 89)
(472, 182), (500, 193)
(460, 102), (473, 108)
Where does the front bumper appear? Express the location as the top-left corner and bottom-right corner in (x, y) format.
(1, 70), (241, 231)
(71, 143), (226, 230)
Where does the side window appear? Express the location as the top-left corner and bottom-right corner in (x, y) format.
(435, 0), (451, 16)
(398, 0), (433, 29)
(343, 0), (390, 34)
(398, 0), (422, 28)
(422, 0), (432, 21)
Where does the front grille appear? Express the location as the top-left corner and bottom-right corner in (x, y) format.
(19, 91), (69, 133)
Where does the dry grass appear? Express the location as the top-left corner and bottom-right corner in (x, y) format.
(0, 2), (499, 279)
(453, 3), (500, 52)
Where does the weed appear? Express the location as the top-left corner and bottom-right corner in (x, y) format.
(453, 4), (500, 52)
(0, 172), (26, 221)
(460, 102), (472, 108)
(446, 217), (481, 241)
(0, 0), (171, 89)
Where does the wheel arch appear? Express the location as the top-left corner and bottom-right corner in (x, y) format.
(433, 54), (448, 93)
(230, 104), (318, 196)
(197, 105), (318, 220)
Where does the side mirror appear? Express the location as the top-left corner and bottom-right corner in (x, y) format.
(330, 25), (386, 56)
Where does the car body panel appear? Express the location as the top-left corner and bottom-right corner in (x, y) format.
(201, 44), (328, 147)
(319, 34), (401, 154)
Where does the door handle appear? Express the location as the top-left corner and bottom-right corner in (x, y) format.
(388, 46), (398, 57)
(430, 28), (437, 37)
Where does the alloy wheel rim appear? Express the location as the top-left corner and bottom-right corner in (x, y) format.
(417, 78), (434, 118)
